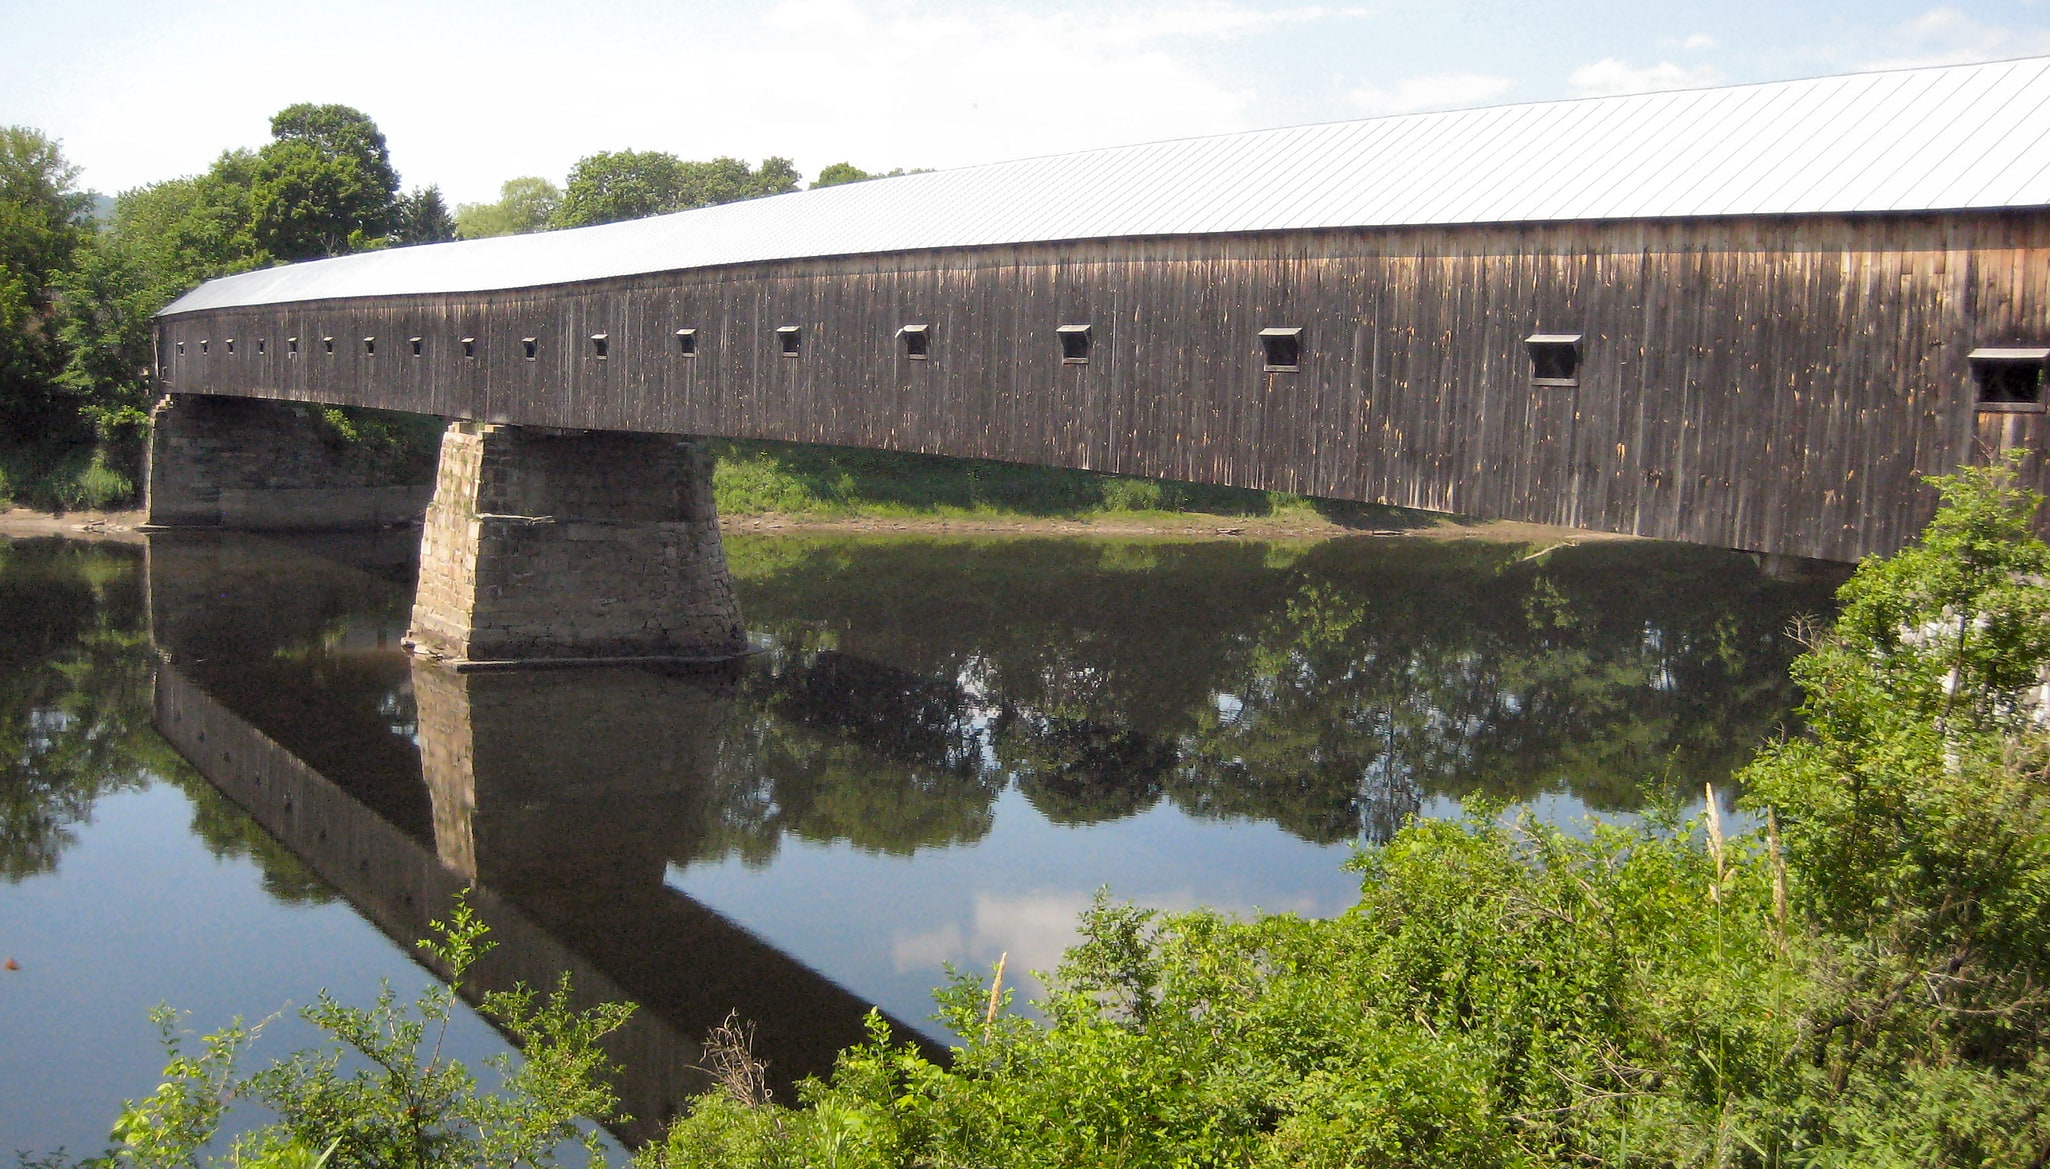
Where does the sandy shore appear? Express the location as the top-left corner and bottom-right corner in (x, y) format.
(0, 505), (1626, 548)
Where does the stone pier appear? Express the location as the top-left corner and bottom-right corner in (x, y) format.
(404, 422), (748, 667)
(144, 394), (434, 529)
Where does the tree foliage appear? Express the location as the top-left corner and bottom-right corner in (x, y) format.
(553, 151), (799, 228)
(810, 162), (914, 188)
(97, 895), (632, 1169)
(394, 186), (457, 246)
(0, 126), (92, 442)
(8, 105), (413, 503)
(250, 104), (401, 261)
(454, 177), (561, 240)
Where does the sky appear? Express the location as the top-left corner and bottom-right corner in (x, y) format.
(4, 0), (2050, 208)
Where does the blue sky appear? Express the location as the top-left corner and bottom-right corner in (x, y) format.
(4, 0), (2049, 206)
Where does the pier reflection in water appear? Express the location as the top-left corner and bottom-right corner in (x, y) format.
(102, 527), (1838, 1140)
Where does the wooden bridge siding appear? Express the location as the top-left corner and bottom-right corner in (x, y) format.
(158, 213), (2050, 561)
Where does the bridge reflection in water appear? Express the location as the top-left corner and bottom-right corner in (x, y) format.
(139, 528), (1844, 1141)
(145, 532), (930, 1141)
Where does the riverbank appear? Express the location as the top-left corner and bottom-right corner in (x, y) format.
(0, 504), (1632, 549)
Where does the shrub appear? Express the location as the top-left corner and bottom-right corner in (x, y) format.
(95, 895), (633, 1169)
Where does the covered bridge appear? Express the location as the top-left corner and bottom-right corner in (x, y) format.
(149, 56), (2050, 657)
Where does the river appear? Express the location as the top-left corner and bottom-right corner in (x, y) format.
(0, 528), (1842, 1152)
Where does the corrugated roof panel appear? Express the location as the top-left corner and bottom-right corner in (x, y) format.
(1536, 88), (1719, 221)
(1889, 63), (2050, 209)
(1773, 70), (1943, 211)
(1433, 100), (1580, 224)
(1976, 121), (2050, 206)
(1715, 75), (1876, 217)
(1498, 95), (1650, 222)
(163, 55), (2050, 315)
(1628, 85), (1797, 219)
(1836, 66), (1997, 209)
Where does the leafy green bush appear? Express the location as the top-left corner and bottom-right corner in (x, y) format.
(94, 895), (632, 1169)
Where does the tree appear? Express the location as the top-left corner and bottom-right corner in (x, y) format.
(812, 162), (922, 188)
(111, 154), (271, 291)
(812, 162), (872, 188)
(268, 103), (399, 206)
(393, 185), (456, 245)
(248, 104), (400, 261)
(454, 177), (560, 239)
(0, 126), (91, 441)
(552, 152), (801, 228)
(251, 142), (392, 261)
(55, 229), (157, 443)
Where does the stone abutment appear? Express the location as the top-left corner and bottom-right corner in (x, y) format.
(145, 397), (749, 665)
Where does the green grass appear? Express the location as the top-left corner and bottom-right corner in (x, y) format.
(709, 438), (1417, 526)
(0, 441), (135, 511)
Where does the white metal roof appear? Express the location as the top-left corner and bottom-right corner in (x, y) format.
(163, 55), (2050, 315)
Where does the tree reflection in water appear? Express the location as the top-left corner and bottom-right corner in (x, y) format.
(0, 538), (337, 899)
(704, 534), (1841, 859)
(4, 529), (1842, 893)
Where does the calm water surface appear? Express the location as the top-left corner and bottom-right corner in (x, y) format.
(0, 529), (1843, 1153)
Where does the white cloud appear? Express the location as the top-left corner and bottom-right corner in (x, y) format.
(891, 890), (1096, 1001)
(1682, 33), (1717, 51)
(1861, 6), (2050, 69)
(1347, 72), (1514, 115)
(1567, 58), (1723, 97)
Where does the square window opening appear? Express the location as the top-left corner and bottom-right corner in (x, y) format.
(675, 328), (698, 357)
(1525, 333), (1582, 385)
(778, 325), (802, 358)
(409, 336), (424, 357)
(1260, 327), (1302, 372)
(175, 341), (186, 356)
(363, 337), (376, 356)
(1058, 323), (1092, 364)
(460, 337), (476, 359)
(898, 324), (929, 360)
(1971, 348), (2049, 411)
(287, 337), (298, 356)
(200, 340), (210, 355)
(224, 338), (235, 355)
(522, 337), (538, 361)
(322, 336), (335, 355)
(590, 333), (609, 359)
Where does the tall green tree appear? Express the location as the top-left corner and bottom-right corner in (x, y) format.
(552, 151), (799, 228)
(0, 126), (92, 441)
(267, 103), (400, 208)
(251, 111), (400, 261)
(454, 176), (560, 239)
(393, 185), (456, 245)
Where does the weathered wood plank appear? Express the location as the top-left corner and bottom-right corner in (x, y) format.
(158, 212), (2050, 561)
